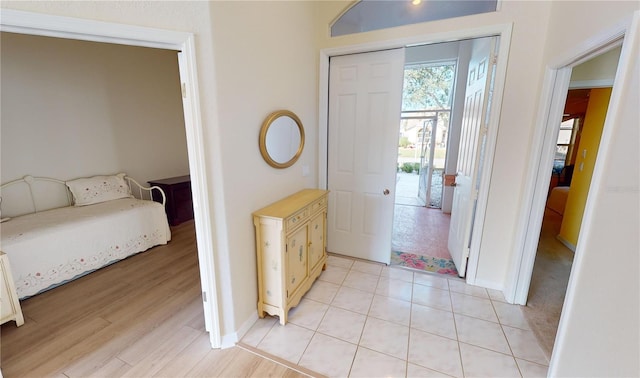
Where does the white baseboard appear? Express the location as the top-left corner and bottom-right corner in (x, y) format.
(556, 234), (576, 252)
(220, 311), (259, 349)
(220, 333), (237, 349)
(472, 278), (503, 292)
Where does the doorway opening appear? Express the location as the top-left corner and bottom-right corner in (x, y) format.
(391, 56), (456, 276)
(0, 9), (221, 348)
(389, 37), (498, 279)
(322, 25), (512, 287)
(520, 47), (621, 359)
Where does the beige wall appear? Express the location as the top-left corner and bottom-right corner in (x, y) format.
(0, 32), (189, 187)
(208, 0), (319, 337)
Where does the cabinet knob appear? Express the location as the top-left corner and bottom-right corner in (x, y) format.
(383, 189), (390, 195)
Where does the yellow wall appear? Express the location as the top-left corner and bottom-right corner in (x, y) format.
(559, 88), (613, 247)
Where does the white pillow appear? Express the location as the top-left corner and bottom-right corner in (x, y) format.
(66, 173), (132, 206)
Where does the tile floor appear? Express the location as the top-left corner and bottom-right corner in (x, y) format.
(240, 255), (549, 378)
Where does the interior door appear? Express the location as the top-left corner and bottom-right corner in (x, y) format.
(448, 37), (496, 277)
(327, 48), (405, 264)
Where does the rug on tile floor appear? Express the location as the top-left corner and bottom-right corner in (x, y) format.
(391, 251), (459, 277)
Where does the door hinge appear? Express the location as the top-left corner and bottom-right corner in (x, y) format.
(202, 291), (207, 302)
(181, 83), (187, 98)
(492, 55), (498, 65)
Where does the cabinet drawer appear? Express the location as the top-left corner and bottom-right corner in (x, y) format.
(286, 208), (309, 231)
(310, 196), (327, 213)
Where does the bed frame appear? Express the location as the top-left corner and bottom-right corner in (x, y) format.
(1, 175), (165, 218)
(0, 174), (171, 300)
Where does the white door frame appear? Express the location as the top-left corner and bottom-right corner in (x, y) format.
(319, 23), (512, 284)
(0, 9), (222, 348)
(505, 11), (638, 305)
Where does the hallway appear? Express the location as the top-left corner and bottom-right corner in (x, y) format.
(522, 209), (574, 358)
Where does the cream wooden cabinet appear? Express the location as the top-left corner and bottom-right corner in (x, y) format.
(1, 252), (24, 326)
(253, 189), (328, 325)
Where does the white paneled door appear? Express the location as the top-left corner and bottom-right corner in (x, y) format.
(327, 48), (405, 264)
(448, 37), (497, 277)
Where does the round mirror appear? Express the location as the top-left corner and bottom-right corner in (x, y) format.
(259, 110), (305, 169)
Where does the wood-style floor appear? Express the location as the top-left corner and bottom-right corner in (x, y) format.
(0, 220), (306, 378)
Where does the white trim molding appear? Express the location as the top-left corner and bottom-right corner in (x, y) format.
(569, 79), (615, 89)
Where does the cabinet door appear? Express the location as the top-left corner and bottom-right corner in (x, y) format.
(286, 226), (308, 297)
(308, 212), (325, 271)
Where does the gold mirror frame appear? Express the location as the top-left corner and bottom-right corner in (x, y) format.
(259, 110), (305, 169)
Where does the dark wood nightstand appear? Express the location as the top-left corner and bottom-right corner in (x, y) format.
(148, 175), (194, 226)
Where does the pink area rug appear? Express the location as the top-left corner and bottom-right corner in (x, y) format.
(391, 251), (459, 277)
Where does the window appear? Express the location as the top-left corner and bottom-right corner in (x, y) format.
(331, 0), (498, 37)
(554, 118), (579, 173)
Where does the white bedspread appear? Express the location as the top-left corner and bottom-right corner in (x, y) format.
(0, 198), (171, 299)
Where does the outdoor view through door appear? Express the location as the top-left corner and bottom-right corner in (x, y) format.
(396, 62), (454, 208)
(391, 57), (459, 276)
(326, 38), (499, 277)
(390, 37), (498, 278)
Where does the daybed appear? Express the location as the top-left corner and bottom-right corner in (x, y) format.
(0, 173), (171, 299)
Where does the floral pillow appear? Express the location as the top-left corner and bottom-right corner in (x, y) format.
(66, 173), (132, 206)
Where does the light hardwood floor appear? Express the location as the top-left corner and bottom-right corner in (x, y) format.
(0, 220), (306, 377)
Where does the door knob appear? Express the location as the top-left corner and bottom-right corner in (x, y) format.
(383, 189), (390, 195)
(450, 183), (457, 187)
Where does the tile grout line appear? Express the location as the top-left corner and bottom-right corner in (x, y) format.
(449, 282), (467, 378)
(350, 264), (379, 377)
(489, 294), (539, 376)
(404, 271), (415, 378)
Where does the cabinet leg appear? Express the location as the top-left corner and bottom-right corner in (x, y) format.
(15, 312), (24, 327)
(322, 263), (327, 271)
(257, 302), (266, 319)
